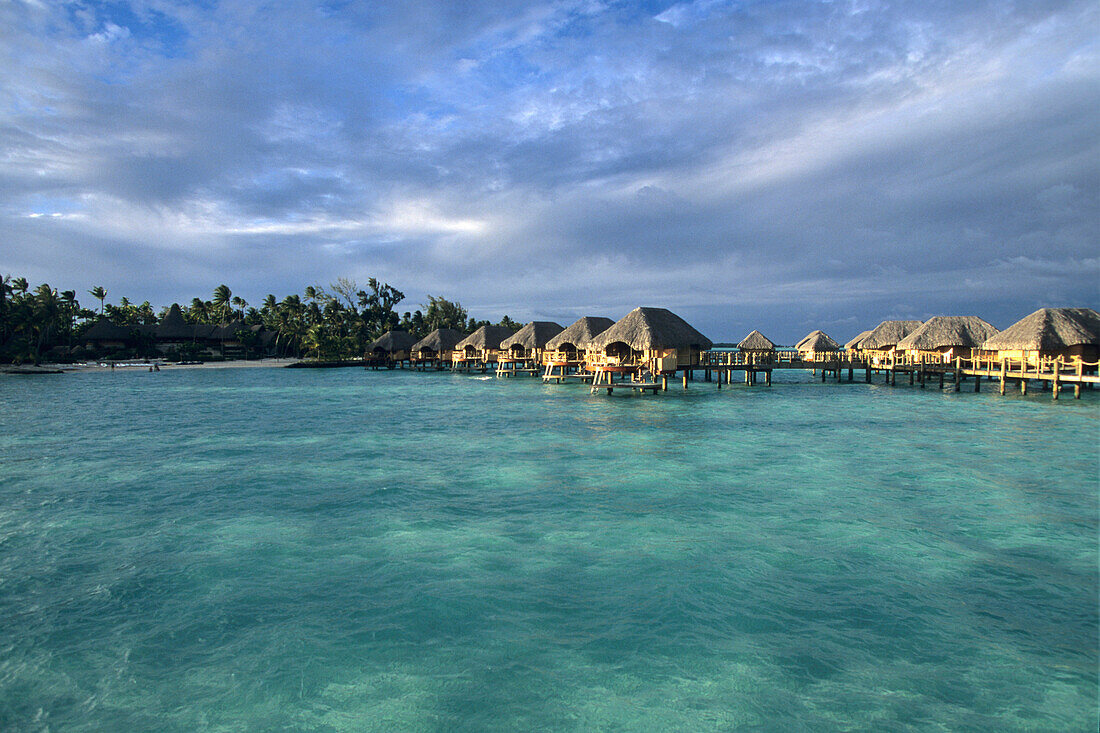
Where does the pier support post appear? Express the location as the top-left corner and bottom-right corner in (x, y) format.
(766, 370), (772, 386)
(1053, 360), (1060, 400)
(999, 361), (1006, 395)
(939, 372), (944, 389)
(848, 367), (853, 381)
(662, 375), (668, 391)
(1020, 379), (1027, 395)
(974, 375), (981, 393)
(683, 371), (688, 390)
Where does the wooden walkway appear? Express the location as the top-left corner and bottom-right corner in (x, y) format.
(393, 350), (1097, 400)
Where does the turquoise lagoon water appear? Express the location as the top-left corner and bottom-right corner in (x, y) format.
(0, 366), (1096, 731)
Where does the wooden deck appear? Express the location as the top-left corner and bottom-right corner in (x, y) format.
(395, 349), (1097, 400)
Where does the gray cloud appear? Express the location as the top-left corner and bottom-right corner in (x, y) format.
(1, 0), (1096, 342)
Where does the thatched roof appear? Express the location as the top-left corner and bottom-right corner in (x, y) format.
(500, 321), (564, 350)
(193, 323), (218, 339)
(896, 316), (999, 350)
(456, 325), (515, 351)
(546, 316), (615, 349)
(412, 328), (466, 353)
(795, 330), (840, 352)
(156, 303), (194, 339)
(981, 307), (1100, 351)
(368, 330), (417, 353)
(589, 307), (712, 351)
(83, 318), (132, 341)
(212, 319), (245, 340)
(737, 330), (775, 351)
(860, 320), (923, 350)
(844, 330), (873, 350)
(251, 324), (277, 346)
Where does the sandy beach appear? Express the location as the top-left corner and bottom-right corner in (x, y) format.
(8, 358), (303, 374)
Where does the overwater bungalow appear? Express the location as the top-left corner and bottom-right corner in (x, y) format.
(737, 330), (776, 363)
(980, 307), (1100, 368)
(545, 317), (614, 363)
(499, 321), (564, 367)
(795, 330), (840, 361)
(896, 316), (999, 364)
(410, 328), (466, 369)
(367, 330), (417, 366)
(859, 320), (923, 363)
(454, 325), (515, 370)
(541, 316), (615, 381)
(845, 330), (872, 355)
(588, 307), (712, 374)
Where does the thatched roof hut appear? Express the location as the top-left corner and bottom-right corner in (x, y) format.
(860, 320), (923, 350)
(368, 330), (417, 354)
(412, 328), (466, 354)
(456, 325), (515, 352)
(546, 316), (615, 351)
(500, 321), (564, 351)
(83, 319), (132, 342)
(795, 330), (840, 352)
(211, 319), (246, 340)
(844, 330), (873, 350)
(589, 307), (712, 352)
(156, 303), (194, 340)
(737, 330), (775, 352)
(896, 316), (999, 351)
(981, 308), (1100, 353)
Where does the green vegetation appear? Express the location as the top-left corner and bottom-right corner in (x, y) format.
(0, 274), (520, 364)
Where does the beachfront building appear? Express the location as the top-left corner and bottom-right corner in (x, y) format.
(410, 328), (466, 369)
(859, 320), (923, 364)
(82, 319), (134, 351)
(980, 307), (1100, 368)
(499, 321), (564, 367)
(154, 304), (197, 354)
(367, 330), (417, 366)
(895, 316), (999, 364)
(588, 307), (712, 374)
(795, 330), (840, 361)
(454, 325), (514, 370)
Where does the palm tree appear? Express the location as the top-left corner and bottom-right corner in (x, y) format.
(231, 295), (247, 319)
(212, 284), (232, 322)
(88, 286), (106, 314)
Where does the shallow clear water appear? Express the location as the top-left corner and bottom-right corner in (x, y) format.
(0, 366), (1096, 731)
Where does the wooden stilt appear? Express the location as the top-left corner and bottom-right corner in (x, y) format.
(1020, 379), (1026, 395)
(974, 374), (980, 393)
(999, 360), (1006, 395)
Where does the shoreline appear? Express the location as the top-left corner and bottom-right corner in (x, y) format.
(7, 358), (303, 374)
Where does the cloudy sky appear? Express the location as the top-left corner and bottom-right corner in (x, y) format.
(2, 0), (1097, 341)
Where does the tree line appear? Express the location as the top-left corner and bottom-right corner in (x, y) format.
(0, 274), (520, 363)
